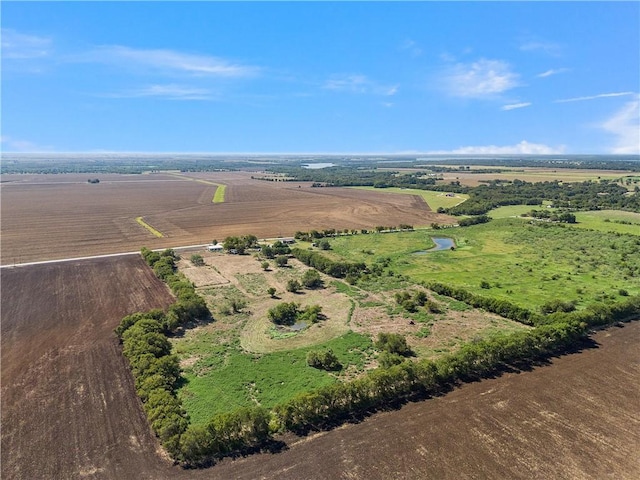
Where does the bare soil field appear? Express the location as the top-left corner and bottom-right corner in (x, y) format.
(1, 172), (451, 264)
(1, 256), (176, 480)
(2, 255), (638, 479)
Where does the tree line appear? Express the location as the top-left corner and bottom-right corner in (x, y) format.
(446, 179), (639, 216)
(291, 248), (368, 281)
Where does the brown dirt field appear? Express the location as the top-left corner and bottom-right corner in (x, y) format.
(0, 256), (177, 480)
(1, 172), (451, 264)
(3, 256), (639, 479)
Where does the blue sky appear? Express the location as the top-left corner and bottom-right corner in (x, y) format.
(2, 1), (639, 154)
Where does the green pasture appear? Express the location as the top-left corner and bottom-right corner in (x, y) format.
(572, 210), (640, 235)
(329, 217), (639, 311)
(351, 186), (468, 211)
(174, 331), (372, 426)
(212, 184), (226, 203)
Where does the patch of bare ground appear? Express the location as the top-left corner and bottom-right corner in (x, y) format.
(177, 251), (352, 353)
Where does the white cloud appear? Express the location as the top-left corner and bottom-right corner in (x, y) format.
(520, 40), (562, 57)
(555, 91), (636, 103)
(501, 102), (532, 111)
(400, 39), (422, 57)
(1, 29), (52, 59)
(323, 74), (398, 96)
(0, 135), (54, 152)
(601, 97), (640, 154)
(537, 68), (569, 78)
(79, 45), (258, 77)
(429, 141), (565, 155)
(441, 59), (519, 99)
(106, 84), (216, 100)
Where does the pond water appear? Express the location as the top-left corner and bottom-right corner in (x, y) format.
(414, 237), (455, 254)
(302, 163), (336, 169)
(290, 321), (308, 331)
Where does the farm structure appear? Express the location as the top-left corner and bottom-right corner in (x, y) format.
(1, 171), (452, 264)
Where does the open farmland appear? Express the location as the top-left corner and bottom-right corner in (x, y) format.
(434, 167), (630, 186)
(0, 171), (452, 264)
(0, 256), (176, 480)
(2, 256), (638, 479)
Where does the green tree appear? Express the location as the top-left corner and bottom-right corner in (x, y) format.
(268, 302), (299, 325)
(375, 332), (412, 356)
(190, 254), (205, 266)
(301, 269), (323, 289)
(276, 255), (289, 267)
(261, 261), (270, 271)
(286, 279), (301, 293)
(267, 287), (277, 298)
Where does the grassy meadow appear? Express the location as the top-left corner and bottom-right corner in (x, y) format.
(170, 211), (638, 426)
(328, 217), (639, 311)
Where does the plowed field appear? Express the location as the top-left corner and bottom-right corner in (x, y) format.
(1, 172), (451, 264)
(2, 256), (638, 479)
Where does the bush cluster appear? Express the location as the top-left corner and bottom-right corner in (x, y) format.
(268, 302), (323, 326)
(458, 215), (491, 227)
(428, 282), (538, 326)
(306, 349), (341, 371)
(291, 248), (367, 279)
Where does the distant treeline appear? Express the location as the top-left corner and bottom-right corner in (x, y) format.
(446, 179), (640, 215)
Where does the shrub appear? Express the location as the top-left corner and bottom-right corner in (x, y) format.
(375, 333), (411, 356)
(190, 254), (205, 266)
(301, 269), (323, 289)
(268, 302), (299, 325)
(306, 349), (341, 370)
(286, 279), (301, 293)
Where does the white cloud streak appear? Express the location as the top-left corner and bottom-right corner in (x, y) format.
(501, 102), (532, 111)
(105, 84), (216, 100)
(79, 45), (258, 77)
(429, 140), (565, 155)
(323, 74), (398, 96)
(601, 97), (640, 154)
(555, 92), (636, 103)
(400, 39), (422, 57)
(537, 68), (569, 78)
(520, 40), (562, 57)
(441, 59), (519, 99)
(1, 29), (52, 59)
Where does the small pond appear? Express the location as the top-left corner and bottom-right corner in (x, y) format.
(290, 321), (309, 331)
(414, 237), (455, 254)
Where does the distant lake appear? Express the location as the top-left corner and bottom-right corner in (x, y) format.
(302, 163), (336, 169)
(414, 237), (455, 254)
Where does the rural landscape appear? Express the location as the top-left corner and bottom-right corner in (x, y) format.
(2, 154), (639, 479)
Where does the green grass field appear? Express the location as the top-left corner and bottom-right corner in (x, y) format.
(174, 331), (372, 425)
(329, 217), (639, 311)
(212, 184), (226, 203)
(351, 186), (468, 211)
(171, 212), (638, 426)
(572, 210), (640, 235)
